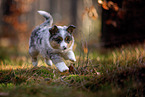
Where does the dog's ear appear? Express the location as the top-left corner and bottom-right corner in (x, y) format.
(67, 25), (76, 34)
(49, 25), (58, 35)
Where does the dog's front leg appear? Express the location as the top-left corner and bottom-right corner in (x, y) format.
(45, 58), (53, 66)
(50, 54), (69, 72)
(63, 50), (76, 62)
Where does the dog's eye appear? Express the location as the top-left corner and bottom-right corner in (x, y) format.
(54, 37), (62, 43)
(56, 39), (61, 43)
(65, 36), (71, 43)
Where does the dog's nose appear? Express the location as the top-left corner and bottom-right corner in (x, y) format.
(63, 46), (67, 50)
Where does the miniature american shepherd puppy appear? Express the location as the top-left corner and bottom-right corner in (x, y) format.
(29, 11), (76, 72)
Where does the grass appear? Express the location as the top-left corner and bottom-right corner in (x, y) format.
(0, 43), (145, 97)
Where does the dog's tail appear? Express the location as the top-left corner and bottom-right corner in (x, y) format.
(38, 10), (53, 27)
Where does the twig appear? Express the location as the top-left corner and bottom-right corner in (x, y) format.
(71, 64), (79, 74)
(60, 76), (72, 87)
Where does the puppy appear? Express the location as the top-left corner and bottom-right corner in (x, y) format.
(29, 11), (76, 72)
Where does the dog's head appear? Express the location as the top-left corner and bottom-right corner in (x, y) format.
(49, 25), (76, 50)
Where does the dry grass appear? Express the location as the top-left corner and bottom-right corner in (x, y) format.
(0, 43), (145, 97)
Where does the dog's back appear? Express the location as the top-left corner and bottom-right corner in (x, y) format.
(29, 11), (53, 47)
(29, 11), (53, 66)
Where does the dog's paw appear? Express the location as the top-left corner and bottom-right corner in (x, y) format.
(55, 62), (69, 72)
(45, 59), (53, 66)
(70, 58), (76, 62)
(66, 51), (76, 62)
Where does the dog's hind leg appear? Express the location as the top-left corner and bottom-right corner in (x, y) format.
(29, 47), (39, 66)
(32, 57), (38, 66)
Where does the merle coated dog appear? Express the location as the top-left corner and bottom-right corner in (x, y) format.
(29, 11), (76, 72)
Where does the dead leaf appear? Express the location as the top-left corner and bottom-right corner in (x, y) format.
(84, 47), (88, 54)
(69, 65), (74, 73)
(88, 6), (98, 20)
(106, 19), (117, 27)
(102, 1), (109, 10)
(108, 1), (119, 11)
(82, 6), (98, 20)
(117, 10), (125, 19)
(98, 0), (119, 11)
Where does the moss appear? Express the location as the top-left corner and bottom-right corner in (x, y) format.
(1, 44), (145, 96)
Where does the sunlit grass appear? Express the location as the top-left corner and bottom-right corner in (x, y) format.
(0, 43), (145, 96)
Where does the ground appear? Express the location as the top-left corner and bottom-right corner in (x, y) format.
(0, 43), (145, 97)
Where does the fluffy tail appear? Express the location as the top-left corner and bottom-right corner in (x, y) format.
(38, 10), (53, 27)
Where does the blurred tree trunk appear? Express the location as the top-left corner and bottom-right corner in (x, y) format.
(101, 0), (145, 47)
(0, 0), (82, 50)
(0, 0), (35, 50)
(70, 0), (77, 25)
(0, 1), (3, 36)
(1, 0), (16, 39)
